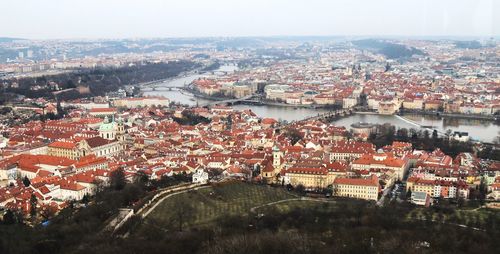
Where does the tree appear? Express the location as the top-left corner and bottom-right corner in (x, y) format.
(2, 210), (16, 225)
(423, 130), (430, 140)
(432, 130), (439, 140)
(284, 128), (302, 145)
(56, 100), (66, 118)
(226, 115), (233, 130)
(406, 189), (412, 199)
(295, 184), (306, 196)
(134, 170), (150, 188)
(81, 194), (91, 204)
(65, 79), (76, 88)
(22, 176), (31, 187)
(478, 177), (487, 205)
(30, 194), (38, 218)
(325, 185), (333, 196)
(173, 196), (194, 232)
(396, 128), (409, 141)
(110, 168), (126, 190)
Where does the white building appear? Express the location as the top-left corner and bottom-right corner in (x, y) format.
(192, 169), (209, 184)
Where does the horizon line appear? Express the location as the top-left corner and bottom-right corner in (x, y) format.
(1, 34), (499, 42)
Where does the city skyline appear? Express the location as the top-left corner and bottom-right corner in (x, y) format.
(1, 0), (499, 39)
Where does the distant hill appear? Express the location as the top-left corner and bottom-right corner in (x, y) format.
(0, 37), (24, 43)
(454, 40), (483, 49)
(352, 39), (426, 59)
(216, 38), (264, 50)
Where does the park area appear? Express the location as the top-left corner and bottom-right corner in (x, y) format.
(138, 181), (298, 231)
(115, 181), (500, 253)
(133, 181), (500, 237)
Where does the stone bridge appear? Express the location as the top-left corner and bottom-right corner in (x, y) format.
(281, 108), (356, 127)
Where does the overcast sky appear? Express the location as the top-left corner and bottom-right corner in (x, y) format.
(1, 0), (498, 39)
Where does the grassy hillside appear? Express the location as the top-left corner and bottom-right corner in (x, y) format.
(138, 181), (296, 232)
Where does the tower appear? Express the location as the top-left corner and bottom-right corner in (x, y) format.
(116, 116), (125, 142)
(272, 145), (283, 168)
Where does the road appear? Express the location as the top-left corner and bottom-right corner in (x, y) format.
(140, 184), (209, 218)
(377, 187), (392, 206)
(250, 197), (337, 213)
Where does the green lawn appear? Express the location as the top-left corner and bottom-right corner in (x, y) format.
(141, 182), (297, 230)
(407, 207), (500, 227)
(254, 199), (348, 214)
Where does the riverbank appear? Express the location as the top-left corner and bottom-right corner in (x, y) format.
(137, 67), (215, 88)
(399, 109), (497, 121)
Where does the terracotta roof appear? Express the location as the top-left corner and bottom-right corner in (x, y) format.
(287, 167), (328, 175)
(334, 175), (379, 187)
(89, 108), (117, 113)
(85, 136), (115, 148)
(353, 154), (405, 168)
(48, 141), (77, 149)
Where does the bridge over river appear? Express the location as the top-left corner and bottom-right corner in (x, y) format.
(279, 108), (356, 127)
(141, 86), (183, 92)
(198, 95), (255, 107)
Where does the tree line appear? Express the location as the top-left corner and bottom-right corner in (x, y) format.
(3, 61), (201, 102)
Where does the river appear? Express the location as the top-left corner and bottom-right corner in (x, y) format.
(144, 65), (499, 143)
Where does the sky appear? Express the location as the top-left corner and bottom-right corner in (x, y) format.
(1, 0), (498, 39)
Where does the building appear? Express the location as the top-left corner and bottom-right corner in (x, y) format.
(378, 101), (398, 115)
(99, 116), (118, 140)
(350, 122), (376, 137)
(285, 167), (330, 190)
(406, 177), (469, 199)
(113, 96), (170, 108)
(351, 150), (408, 180)
(330, 140), (375, 161)
(333, 175), (380, 201)
(89, 108), (117, 118)
(282, 158), (347, 190)
(192, 169), (209, 184)
(343, 97), (357, 109)
(47, 141), (80, 160)
(451, 132), (470, 142)
(410, 191), (431, 206)
(4, 154), (75, 180)
(80, 136), (122, 158)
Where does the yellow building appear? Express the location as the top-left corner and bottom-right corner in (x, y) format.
(333, 175), (380, 201)
(47, 141), (80, 160)
(284, 162), (347, 190)
(286, 167), (332, 189)
(406, 177), (434, 197)
(402, 99), (423, 110)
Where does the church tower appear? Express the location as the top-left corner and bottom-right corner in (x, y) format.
(272, 145), (283, 168)
(116, 116), (125, 142)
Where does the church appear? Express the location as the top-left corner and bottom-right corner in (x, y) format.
(99, 116), (125, 142)
(47, 116), (125, 160)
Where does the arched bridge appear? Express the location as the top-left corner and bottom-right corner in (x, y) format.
(281, 108), (356, 127)
(199, 95), (255, 107)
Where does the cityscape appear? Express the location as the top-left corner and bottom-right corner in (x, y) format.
(0, 0), (499, 253)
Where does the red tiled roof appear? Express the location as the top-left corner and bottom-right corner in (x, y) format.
(48, 141), (77, 149)
(89, 108), (116, 113)
(334, 175), (379, 187)
(85, 136), (115, 148)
